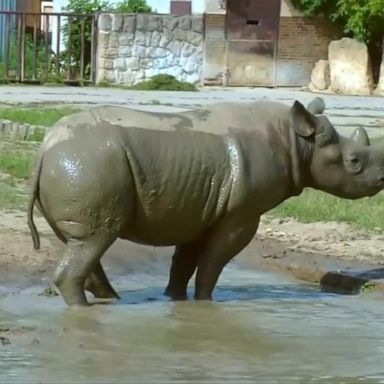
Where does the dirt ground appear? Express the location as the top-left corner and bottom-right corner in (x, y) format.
(1, 208), (384, 294)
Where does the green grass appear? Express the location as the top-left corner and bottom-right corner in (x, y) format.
(0, 151), (32, 180)
(271, 188), (384, 231)
(97, 74), (198, 92)
(131, 74), (197, 91)
(27, 126), (46, 142)
(0, 141), (35, 209)
(0, 106), (79, 127)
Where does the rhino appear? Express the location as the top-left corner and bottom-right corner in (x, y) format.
(27, 97), (384, 307)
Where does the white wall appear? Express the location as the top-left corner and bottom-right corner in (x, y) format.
(281, 0), (303, 16)
(205, 0), (225, 13)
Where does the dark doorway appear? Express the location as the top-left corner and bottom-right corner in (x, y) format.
(226, 0), (281, 86)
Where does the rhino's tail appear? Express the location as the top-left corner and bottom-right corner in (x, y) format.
(27, 153), (44, 250)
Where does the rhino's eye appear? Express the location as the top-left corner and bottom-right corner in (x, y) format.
(346, 156), (363, 174)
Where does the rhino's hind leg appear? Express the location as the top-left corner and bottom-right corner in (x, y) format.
(164, 243), (201, 300)
(84, 262), (120, 300)
(53, 232), (116, 307)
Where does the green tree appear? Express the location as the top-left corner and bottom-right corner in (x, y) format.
(115, 0), (152, 13)
(61, 0), (111, 80)
(291, 0), (383, 42)
(291, 0), (384, 86)
(61, 0), (152, 81)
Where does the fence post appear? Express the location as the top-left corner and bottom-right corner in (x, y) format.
(90, 12), (99, 84)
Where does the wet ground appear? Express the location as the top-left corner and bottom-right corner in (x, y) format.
(1, 234), (384, 384)
(1, 87), (384, 383)
(1, 270), (384, 384)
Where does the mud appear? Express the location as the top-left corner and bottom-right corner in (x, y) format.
(1, 209), (384, 383)
(1, 209), (384, 292)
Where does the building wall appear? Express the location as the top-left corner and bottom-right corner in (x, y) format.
(205, 0), (225, 14)
(203, 13), (226, 84)
(277, 17), (342, 86)
(53, 0), (341, 87)
(96, 13), (204, 85)
(202, 1), (341, 87)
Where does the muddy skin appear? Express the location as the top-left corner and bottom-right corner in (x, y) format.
(28, 98), (384, 307)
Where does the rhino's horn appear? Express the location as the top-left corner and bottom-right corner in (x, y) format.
(351, 127), (370, 146)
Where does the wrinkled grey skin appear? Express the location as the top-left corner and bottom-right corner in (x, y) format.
(28, 97), (384, 306)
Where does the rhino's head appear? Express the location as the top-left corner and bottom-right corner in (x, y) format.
(291, 98), (384, 199)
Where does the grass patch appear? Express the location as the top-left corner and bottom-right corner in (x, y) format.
(0, 152), (32, 180)
(271, 188), (384, 231)
(27, 126), (46, 142)
(0, 141), (36, 209)
(0, 141), (36, 180)
(97, 74), (198, 91)
(0, 106), (79, 127)
(361, 282), (377, 293)
(130, 74), (198, 92)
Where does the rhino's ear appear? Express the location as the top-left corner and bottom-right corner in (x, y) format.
(290, 100), (317, 138)
(351, 127), (370, 146)
(307, 97), (325, 115)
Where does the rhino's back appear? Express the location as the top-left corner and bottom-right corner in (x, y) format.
(39, 114), (240, 245)
(41, 100), (291, 148)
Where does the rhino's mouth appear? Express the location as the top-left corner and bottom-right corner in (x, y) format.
(328, 183), (383, 200)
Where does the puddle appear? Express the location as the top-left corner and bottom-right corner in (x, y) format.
(1, 263), (384, 384)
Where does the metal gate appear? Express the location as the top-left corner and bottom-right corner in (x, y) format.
(226, 0), (281, 86)
(0, 10), (98, 84)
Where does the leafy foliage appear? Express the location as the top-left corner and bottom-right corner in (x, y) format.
(291, 0), (384, 42)
(335, 0), (384, 42)
(114, 0), (152, 13)
(131, 74), (198, 91)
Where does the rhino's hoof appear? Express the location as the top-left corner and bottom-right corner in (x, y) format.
(164, 288), (188, 301)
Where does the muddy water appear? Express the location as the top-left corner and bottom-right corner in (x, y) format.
(1, 255), (384, 384)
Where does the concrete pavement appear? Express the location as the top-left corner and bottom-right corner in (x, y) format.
(1, 85), (383, 137)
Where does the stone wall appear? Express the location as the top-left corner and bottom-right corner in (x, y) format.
(0, 120), (46, 141)
(96, 13), (204, 86)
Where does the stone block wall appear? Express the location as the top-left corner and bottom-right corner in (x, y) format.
(277, 17), (343, 86)
(0, 120), (46, 141)
(96, 13), (204, 86)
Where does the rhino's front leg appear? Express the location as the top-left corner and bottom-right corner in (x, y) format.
(84, 261), (120, 300)
(164, 242), (202, 300)
(53, 232), (116, 307)
(194, 217), (259, 300)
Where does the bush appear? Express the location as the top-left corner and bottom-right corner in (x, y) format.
(0, 34), (58, 82)
(115, 0), (152, 12)
(131, 74), (198, 91)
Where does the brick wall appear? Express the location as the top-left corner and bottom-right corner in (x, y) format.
(277, 16), (343, 86)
